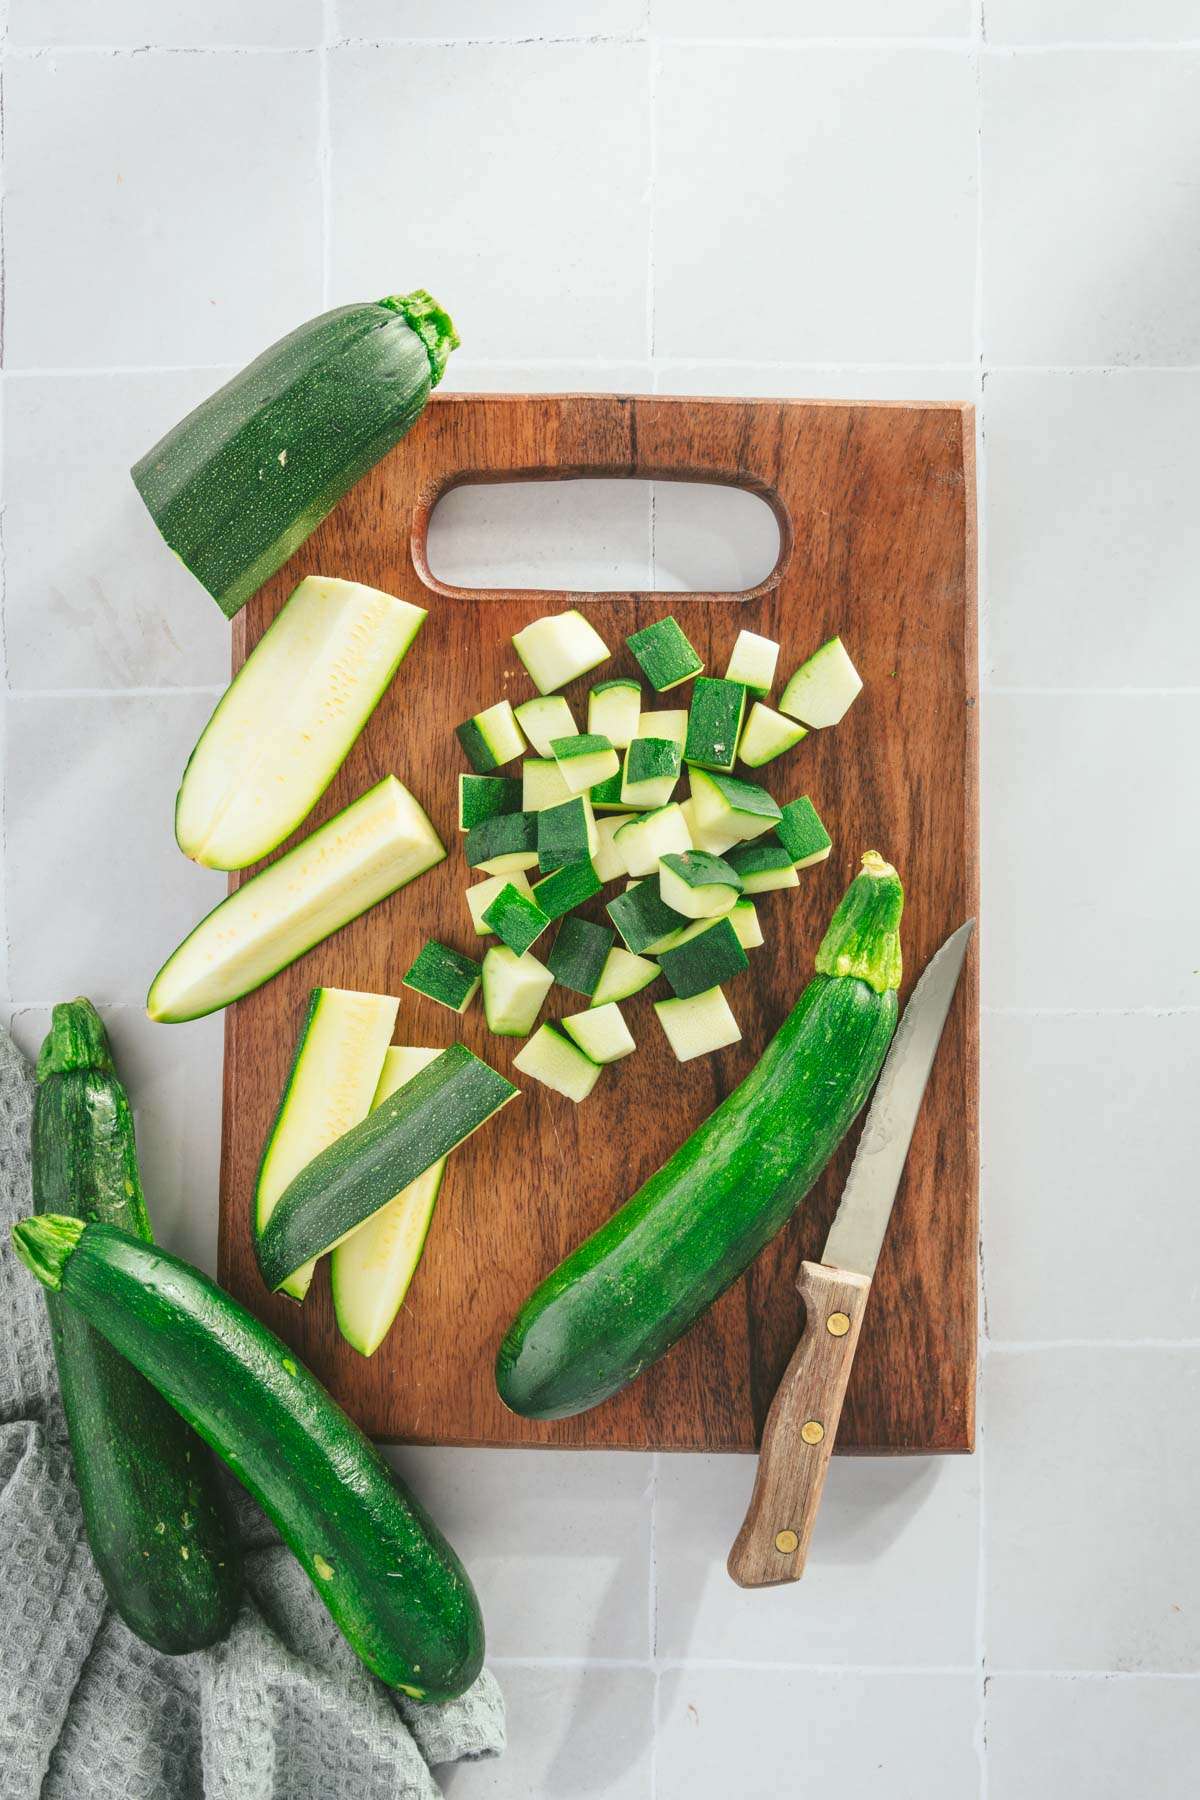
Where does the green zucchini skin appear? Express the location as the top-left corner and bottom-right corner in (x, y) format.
(496, 855), (903, 1421)
(33, 1001), (240, 1655)
(131, 292), (457, 620)
(12, 1218), (485, 1702)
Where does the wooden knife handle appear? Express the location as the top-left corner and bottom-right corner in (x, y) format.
(727, 1261), (872, 1588)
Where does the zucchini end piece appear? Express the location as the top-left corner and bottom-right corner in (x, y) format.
(11, 1212), (85, 1290)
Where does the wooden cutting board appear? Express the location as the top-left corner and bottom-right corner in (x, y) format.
(217, 391), (978, 1455)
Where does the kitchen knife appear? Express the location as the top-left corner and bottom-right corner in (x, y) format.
(727, 918), (975, 1589)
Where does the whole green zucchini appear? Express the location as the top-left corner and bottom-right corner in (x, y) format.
(131, 290), (458, 620)
(32, 1000), (240, 1653)
(11, 1215), (484, 1702)
(496, 852), (903, 1420)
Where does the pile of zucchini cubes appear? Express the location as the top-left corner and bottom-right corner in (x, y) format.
(402, 609), (861, 1103)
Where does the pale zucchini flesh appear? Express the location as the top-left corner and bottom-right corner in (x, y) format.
(175, 576), (426, 871)
(513, 1024), (602, 1101)
(331, 1048), (446, 1356)
(778, 635), (863, 728)
(255, 987), (398, 1301)
(654, 986), (742, 1061)
(147, 777), (445, 1023)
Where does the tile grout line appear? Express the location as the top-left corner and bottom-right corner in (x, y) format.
(319, 1), (334, 309)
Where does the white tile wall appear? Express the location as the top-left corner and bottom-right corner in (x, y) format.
(2, 5), (1195, 1795)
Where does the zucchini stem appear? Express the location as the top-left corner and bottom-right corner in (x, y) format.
(379, 289), (460, 386)
(11, 1213), (85, 1291)
(36, 996), (115, 1081)
(815, 850), (904, 995)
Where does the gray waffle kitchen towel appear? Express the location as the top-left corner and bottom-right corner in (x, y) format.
(0, 1024), (505, 1799)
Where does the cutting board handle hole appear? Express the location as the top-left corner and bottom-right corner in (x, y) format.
(419, 477), (785, 599)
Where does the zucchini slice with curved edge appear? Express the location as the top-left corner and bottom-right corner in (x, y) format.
(11, 1216), (484, 1701)
(176, 577), (427, 871)
(332, 1048), (448, 1357)
(255, 987), (398, 1302)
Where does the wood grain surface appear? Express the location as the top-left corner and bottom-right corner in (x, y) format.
(216, 391), (978, 1454)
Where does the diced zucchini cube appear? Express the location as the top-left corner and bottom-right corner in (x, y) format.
(522, 757), (574, 812)
(514, 695), (578, 757)
(776, 795), (833, 867)
(551, 732), (619, 795)
(465, 810), (539, 875)
(606, 880), (690, 955)
(588, 678), (642, 748)
(466, 869), (535, 937)
(592, 812), (636, 882)
(531, 858), (603, 919)
(589, 769), (626, 810)
(678, 795), (741, 855)
(684, 677), (747, 774)
(688, 768), (781, 844)
(403, 941), (481, 1013)
(612, 802), (692, 877)
(481, 881), (551, 956)
(621, 736), (682, 811)
(538, 795), (597, 871)
(548, 913), (615, 996)
(658, 850), (743, 920)
(482, 945), (554, 1036)
(590, 945), (660, 1006)
(778, 635), (862, 728)
(459, 772), (522, 832)
(725, 628), (779, 697)
(637, 708), (688, 747)
(654, 986), (742, 1062)
(456, 698), (525, 772)
(726, 842), (800, 894)
(729, 898), (763, 949)
(627, 616), (704, 692)
(656, 914), (749, 999)
(512, 609), (610, 694)
(513, 1023), (602, 1101)
(738, 701), (807, 769)
(562, 1001), (636, 1064)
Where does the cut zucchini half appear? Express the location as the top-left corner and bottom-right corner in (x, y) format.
(621, 736), (681, 810)
(778, 635), (862, 728)
(653, 986), (741, 1062)
(403, 942), (482, 1013)
(482, 946), (554, 1037)
(637, 708), (688, 747)
(561, 1002), (635, 1064)
(255, 986), (398, 1302)
(627, 616), (703, 692)
(176, 576), (427, 871)
(777, 795), (833, 867)
(726, 842), (800, 894)
(481, 883), (550, 957)
(729, 898), (764, 949)
(457, 699), (526, 772)
(464, 811), (539, 876)
(725, 628), (779, 697)
(684, 677), (747, 774)
(552, 733), (619, 795)
(592, 812), (636, 882)
(256, 1044), (518, 1292)
(548, 914), (615, 997)
(513, 1024), (602, 1102)
(466, 869), (535, 937)
(606, 879), (689, 955)
(658, 850), (743, 920)
(514, 695), (577, 757)
(148, 777), (444, 1023)
(656, 914), (749, 999)
(612, 802), (692, 877)
(522, 757), (574, 813)
(590, 945), (660, 1006)
(459, 773), (522, 833)
(738, 702), (807, 769)
(330, 1047), (445, 1358)
(512, 609), (610, 694)
(688, 768), (781, 845)
(588, 678), (641, 748)
(531, 859), (602, 919)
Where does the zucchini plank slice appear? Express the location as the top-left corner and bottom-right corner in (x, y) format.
(175, 576), (427, 870)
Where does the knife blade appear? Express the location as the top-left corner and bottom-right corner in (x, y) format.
(727, 917), (975, 1589)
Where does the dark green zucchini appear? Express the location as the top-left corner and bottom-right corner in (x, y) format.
(495, 852), (904, 1420)
(131, 291), (458, 619)
(32, 1000), (240, 1654)
(10, 1216), (484, 1702)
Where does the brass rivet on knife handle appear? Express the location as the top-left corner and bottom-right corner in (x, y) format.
(727, 1261), (871, 1589)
